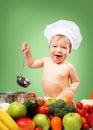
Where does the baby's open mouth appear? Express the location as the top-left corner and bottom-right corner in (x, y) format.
(55, 54), (62, 58)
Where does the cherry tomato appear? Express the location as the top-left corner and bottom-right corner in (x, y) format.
(83, 105), (91, 113)
(67, 100), (74, 105)
(75, 108), (79, 113)
(37, 106), (45, 114)
(76, 109), (85, 117)
(29, 93), (36, 98)
(37, 105), (50, 114)
(44, 106), (50, 114)
(38, 98), (45, 106)
(76, 101), (83, 109)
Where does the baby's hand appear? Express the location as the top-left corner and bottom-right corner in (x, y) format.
(22, 42), (30, 53)
(62, 89), (74, 101)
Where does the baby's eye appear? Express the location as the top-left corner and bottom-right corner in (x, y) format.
(53, 45), (57, 48)
(62, 46), (66, 49)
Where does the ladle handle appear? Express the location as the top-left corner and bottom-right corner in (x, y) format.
(20, 52), (25, 76)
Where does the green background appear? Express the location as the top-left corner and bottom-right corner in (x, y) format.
(0, 0), (93, 102)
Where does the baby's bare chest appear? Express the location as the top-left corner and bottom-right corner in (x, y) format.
(43, 64), (69, 78)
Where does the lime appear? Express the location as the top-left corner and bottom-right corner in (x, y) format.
(7, 101), (27, 120)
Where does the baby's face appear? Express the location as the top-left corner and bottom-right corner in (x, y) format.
(49, 35), (71, 64)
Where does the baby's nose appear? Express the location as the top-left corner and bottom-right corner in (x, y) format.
(56, 47), (62, 52)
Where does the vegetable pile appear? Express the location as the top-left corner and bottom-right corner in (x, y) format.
(0, 92), (93, 130)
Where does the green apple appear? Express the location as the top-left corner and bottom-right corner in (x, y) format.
(63, 112), (82, 130)
(33, 113), (50, 130)
(7, 101), (27, 120)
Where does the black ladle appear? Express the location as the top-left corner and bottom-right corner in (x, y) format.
(16, 53), (31, 88)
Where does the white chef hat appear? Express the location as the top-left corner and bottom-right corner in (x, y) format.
(44, 20), (82, 49)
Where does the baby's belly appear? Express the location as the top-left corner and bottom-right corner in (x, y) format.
(41, 72), (69, 97)
(41, 79), (64, 97)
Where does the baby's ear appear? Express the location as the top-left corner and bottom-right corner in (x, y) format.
(69, 49), (72, 53)
(69, 42), (72, 53)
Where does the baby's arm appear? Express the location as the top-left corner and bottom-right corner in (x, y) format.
(56, 64), (80, 101)
(22, 42), (44, 68)
(56, 89), (74, 101)
(69, 64), (80, 92)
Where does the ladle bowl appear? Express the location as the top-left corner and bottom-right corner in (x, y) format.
(17, 76), (31, 88)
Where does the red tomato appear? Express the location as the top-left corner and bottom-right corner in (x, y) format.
(38, 98), (45, 106)
(29, 93), (36, 98)
(16, 117), (35, 130)
(44, 106), (50, 114)
(76, 101), (83, 109)
(37, 106), (45, 114)
(37, 105), (50, 114)
(75, 108), (79, 113)
(76, 109), (85, 117)
(67, 100), (74, 105)
(83, 105), (91, 113)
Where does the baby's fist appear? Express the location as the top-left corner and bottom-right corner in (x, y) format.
(22, 42), (30, 53)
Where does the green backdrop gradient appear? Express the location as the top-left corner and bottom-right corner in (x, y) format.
(0, 0), (93, 102)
